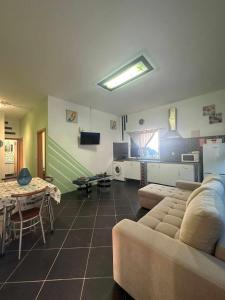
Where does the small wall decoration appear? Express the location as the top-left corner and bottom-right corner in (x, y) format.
(203, 104), (215, 116)
(110, 120), (117, 130)
(66, 110), (78, 123)
(203, 104), (223, 125)
(168, 107), (177, 131)
(209, 112), (223, 124)
(139, 118), (145, 125)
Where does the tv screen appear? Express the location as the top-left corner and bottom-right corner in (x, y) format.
(80, 132), (100, 145)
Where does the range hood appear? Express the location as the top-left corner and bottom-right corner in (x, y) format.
(164, 107), (182, 139)
(164, 130), (182, 139)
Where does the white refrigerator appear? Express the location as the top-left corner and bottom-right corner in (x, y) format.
(203, 143), (225, 183)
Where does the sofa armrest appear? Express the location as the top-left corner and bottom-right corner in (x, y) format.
(176, 180), (201, 191)
(113, 219), (225, 300)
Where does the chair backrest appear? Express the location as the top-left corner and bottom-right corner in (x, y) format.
(44, 176), (54, 183)
(2, 176), (17, 182)
(11, 187), (48, 216)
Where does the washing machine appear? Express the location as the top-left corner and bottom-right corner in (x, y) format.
(112, 161), (125, 181)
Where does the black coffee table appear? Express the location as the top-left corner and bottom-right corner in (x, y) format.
(73, 174), (112, 197)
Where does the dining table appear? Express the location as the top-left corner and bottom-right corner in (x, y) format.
(0, 177), (61, 255)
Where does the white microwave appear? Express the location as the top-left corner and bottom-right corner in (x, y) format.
(181, 152), (199, 163)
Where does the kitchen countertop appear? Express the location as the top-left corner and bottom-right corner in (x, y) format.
(115, 158), (200, 164)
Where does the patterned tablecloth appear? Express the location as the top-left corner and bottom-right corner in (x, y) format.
(0, 177), (61, 208)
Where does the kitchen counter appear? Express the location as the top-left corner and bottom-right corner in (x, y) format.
(115, 158), (199, 164)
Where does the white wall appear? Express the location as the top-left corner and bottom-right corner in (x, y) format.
(126, 89), (225, 138)
(48, 96), (121, 174)
(0, 112), (5, 180)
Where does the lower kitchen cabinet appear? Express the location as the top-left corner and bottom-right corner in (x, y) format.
(147, 163), (160, 183)
(147, 162), (195, 186)
(124, 161), (140, 180)
(159, 164), (180, 186)
(124, 161), (195, 185)
(178, 164), (195, 181)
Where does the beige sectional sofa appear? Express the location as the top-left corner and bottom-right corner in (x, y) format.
(113, 175), (225, 300)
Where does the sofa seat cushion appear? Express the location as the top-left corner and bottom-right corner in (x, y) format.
(180, 189), (225, 254)
(138, 196), (186, 239)
(138, 183), (192, 209)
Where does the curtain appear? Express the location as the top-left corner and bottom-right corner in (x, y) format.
(128, 129), (158, 156)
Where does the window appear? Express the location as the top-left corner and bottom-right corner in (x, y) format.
(145, 131), (160, 159)
(130, 130), (160, 159)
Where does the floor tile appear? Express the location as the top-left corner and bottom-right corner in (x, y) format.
(63, 229), (92, 248)
(1, 181), (140, 299)
(82, 278), (128, 300)
(78, 206), (98, 216)
(7, 231), (41, 251)
(47, 248), (89, 279)
(38, 279), (83, 300)
(99, 193), (114, 200)
(34, 230), (68, 249)
(54, 216), (74, 229)
(60, 206), (80, 216)
(52, 204), (64, 215)
(116, 215), (136, 223)
(86, 247), (112, 277)
(99, 199), (114, 205)
(73, 216), (95, 229)
(95, 216), (116, 228)
(135, 208), (149, 220)
(114, 198), (130, 205)
(0, 282), (42, 300)
(92, 228), (112, 247)
(9, 249), (58, 282)
(97, 205), (115, 216)
(65, 200), (83, 207)
(115, 206), (133, 216)
(83, 200), (99, 207)
(0, 251), (27, 282)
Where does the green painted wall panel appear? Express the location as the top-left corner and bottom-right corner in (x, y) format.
(47, 136), (93, 194)
(20, 99), (93, 194)
(20, 99), (48, 176)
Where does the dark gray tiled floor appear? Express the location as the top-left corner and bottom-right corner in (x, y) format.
(0, 180), (147, 299)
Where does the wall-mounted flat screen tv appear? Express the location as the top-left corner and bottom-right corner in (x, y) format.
(80, 132), (100, 145)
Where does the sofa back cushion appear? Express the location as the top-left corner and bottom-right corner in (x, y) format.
(202, 174), (225, 186)
(215, 233), (225, 262)
(180, 189), (225, 254)
(186, 175), (225, 207)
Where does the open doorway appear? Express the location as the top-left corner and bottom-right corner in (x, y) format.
(37, 129), (46, 178)
(4, 138), (23, 178)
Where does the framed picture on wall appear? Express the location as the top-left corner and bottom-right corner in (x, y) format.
(209, 112), (223, 124)
(66, 110), (78, 123)
(110, 120), (117, 130)
(203, 104), (215, 116)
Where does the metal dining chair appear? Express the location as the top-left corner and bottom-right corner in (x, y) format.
(1, 176), (17, 182)
(0, 202), (15, 256)
(43, 176), (55, 232)
(10, 187), (47, 260)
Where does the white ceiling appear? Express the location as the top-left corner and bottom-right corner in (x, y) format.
(0, 0), (225, 117)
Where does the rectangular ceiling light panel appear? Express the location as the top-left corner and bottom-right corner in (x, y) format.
(98, 55), (153, 91)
